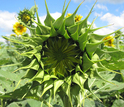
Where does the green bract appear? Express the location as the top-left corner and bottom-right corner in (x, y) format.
(1, 0), (124, 106)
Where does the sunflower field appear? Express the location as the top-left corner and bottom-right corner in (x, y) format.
(0, 0), (124, 107)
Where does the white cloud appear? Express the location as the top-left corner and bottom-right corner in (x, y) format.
(94, 12), (103, 17)
(97, 0), (124, 4)
(100, 12), (124, 30)
(95, 4), (108, 11)
(88, 20), (115, 35)
(51, 12), (62, 19)
(94, 27), (114, 35)
(116, 9), (119, 12)
(0, 38), (5, 43)
(0, 10), (17, 33)
(94, 11), (124, 35)
(73, 0), (124, 4)
(73, 0), (83, 3)
(39, 12), (61, 25)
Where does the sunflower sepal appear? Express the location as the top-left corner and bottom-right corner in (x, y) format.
(70, 24), (79, 41)
(65, 1), (84, 27)
(44, 0), (55, 27)
(82, 52), (94, 72)
(50, 22), (58, 37)
(32, 19), (51, 35)
(30, 5), (38, 16)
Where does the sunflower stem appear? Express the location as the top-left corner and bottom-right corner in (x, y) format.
(1, 99), (4, 107)
(116, 38), (120, 49)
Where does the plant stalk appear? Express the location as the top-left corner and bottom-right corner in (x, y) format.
(116, 38), (120, 50)
(1, 99), (4, 107)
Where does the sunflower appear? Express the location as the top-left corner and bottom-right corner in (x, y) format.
(18, 8), (35, 26)
(66, 13), (83, 22)
(13, 22), (27, 35)
(75, 14), (83, 22)
(43, 37), (80, 77)
(103, 35), (115, 47)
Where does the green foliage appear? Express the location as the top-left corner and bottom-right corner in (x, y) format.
(1, 0), (124, 107)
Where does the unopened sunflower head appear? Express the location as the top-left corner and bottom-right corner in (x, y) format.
(18, 9), (35, 26)
(13, 22), (27, 35)
(42, 37), (80, 77)
(103, 35), (115, 47)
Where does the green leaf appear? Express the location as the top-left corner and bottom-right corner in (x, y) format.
(67, 19), (86, 35)
(84, 99), (96, 107)
(86, 42), (102, 58)
(112, 99), (124, 107)
(73, 72), (87, 90)
(29, 68), (44, 84)
(33, 19), (51, 35)
(96, 80), (124, 92)
(94, 68), (116, 85)
(78, 30), (88, 51)
(22, 69), (37, 79)
(86, 37), (114, 58)
(43, 74), (57, 83)
(84, 78), (102, 102)
(78, 17), (97, 51)
(89, 24), (112, 33)
(34, 53), (41, 63)
(70, 24), (79, 41)
(89, 28), (123, 44)
(53, 0), (71, 29)
(2, 36), (36, 48)
(62, 0), (66, 13)
(30, 5), (37, 15)
(7, 99), (41, 107)
(13, 59), (39, 73)
(57, 20), (66, 35)
(21, 49), (37, 59)
(61, 76), (72, 107)
(7, 102), (20, 107)
(31, 37), (44, 44)
(82, 53), (94, 72)
(67, 1), (97, 34)
(101, 47), (124, 70)
(40, 80), (53, 97)
(0, 83), (39, 100)
(63, 30), (70, 39)
(53, 79), (64, 99)
(65, 1), (84, 27)
(50, 22), (58, 37)
(36, 34), (50, 41)
(58, 89), (72, 107)
(35, 1), (41, 24)
(44, 0), (55, 27)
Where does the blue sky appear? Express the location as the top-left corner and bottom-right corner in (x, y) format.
(1, 0), (124, 42)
